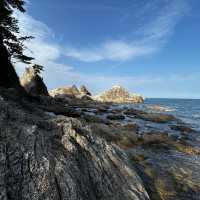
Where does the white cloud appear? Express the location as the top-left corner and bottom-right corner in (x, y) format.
(64, 0), (189, 62)
(14, 12), (74, 85)
(13, 2), (200, 98)
(65, 41), (155, 62)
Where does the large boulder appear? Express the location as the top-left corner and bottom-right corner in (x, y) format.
(93, 85), (144, 104)
(20, 65), (49, 96)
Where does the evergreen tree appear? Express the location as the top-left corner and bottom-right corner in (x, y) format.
(0, 0), (33, 89)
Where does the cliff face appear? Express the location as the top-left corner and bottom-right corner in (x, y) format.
(0, 90), (149, 200)
(94, 85), (144, 104)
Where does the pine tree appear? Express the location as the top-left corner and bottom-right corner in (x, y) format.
(0, 0), (33, 89)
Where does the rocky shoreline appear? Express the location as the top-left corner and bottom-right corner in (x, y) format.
(0, 85), (200, 200)
(0, 66), (199, 200)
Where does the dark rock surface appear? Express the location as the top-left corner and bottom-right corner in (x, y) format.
(1, 88), (200, 200)
(0, 90), (149, 200)
(107, 114), (125, 120)
(80, 85), (91, 96)
(124, 109), (177, 123)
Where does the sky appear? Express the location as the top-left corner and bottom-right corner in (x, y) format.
(15, 0), (200, 98)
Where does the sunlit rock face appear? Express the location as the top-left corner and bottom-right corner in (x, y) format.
(49, 85), (80, 98)
(49, 85), (93, 101)
(93, 85), (144, 104)
(20, 65), (49, 96)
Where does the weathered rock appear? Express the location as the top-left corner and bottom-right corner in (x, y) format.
(49, 85), (94, 103)
(170, 125), (196, 133)
(82, 113), (110, 124)
(80, 85), (91, 96)
(107, 114), (125, 120)
(93, 85), (144, 104)
(90, 123), (139, 148)
(124, 109), (176, 123)
(0, 92), (149, 200)
(122, 123), (140, 132)
(20, 65), (49, 96)
(49, 85), (80, 98)
(1, 88), (200, 200)
(130, 146), (200, 200)
(79, 94), (93, 101)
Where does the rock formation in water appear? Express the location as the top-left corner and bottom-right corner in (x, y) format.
(49, 85), (80, 98)
(93, 85), (144, 104)
(20, 65), (49, 96)
(49, 85), (92, 101)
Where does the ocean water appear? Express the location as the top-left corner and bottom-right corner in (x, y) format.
(142, 98), (200, 131)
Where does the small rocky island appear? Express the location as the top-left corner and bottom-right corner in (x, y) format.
(0, 65), (200, 200)
(49, 84), (144, 104)
(93, 85), (144, 104)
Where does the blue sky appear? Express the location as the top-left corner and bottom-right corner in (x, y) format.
(15, 0), (200, 98)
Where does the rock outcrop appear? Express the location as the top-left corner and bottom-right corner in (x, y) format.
(80, 85), (91, 96)
(1, 88), (200, 200)
(0, 89), (149, 200)
(49, 84), (80, 98)
(93, 85), (144, 104)
(20, 65), (49, 96)
(49, 85), (93, 101)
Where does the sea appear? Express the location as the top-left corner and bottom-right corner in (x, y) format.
(139, 98), (200, 131)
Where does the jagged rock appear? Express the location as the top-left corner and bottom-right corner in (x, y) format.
(79, 94), (93, 101)
(80, 85), (91, 96)
(0, 90), (149, 200)
(20, 65), (49, 96)
(93, 85), (144, 104)
(49, 84), (80, 98)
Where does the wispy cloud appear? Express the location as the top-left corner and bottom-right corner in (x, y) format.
(14, 2), (200, 98)
(14, 11), (161, 92)
(65, 41), (155, 62)
(64, 0), (189, 62)
(15, 12), (74, 83)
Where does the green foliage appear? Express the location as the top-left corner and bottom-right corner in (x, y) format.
(0, 0), (34, 63)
